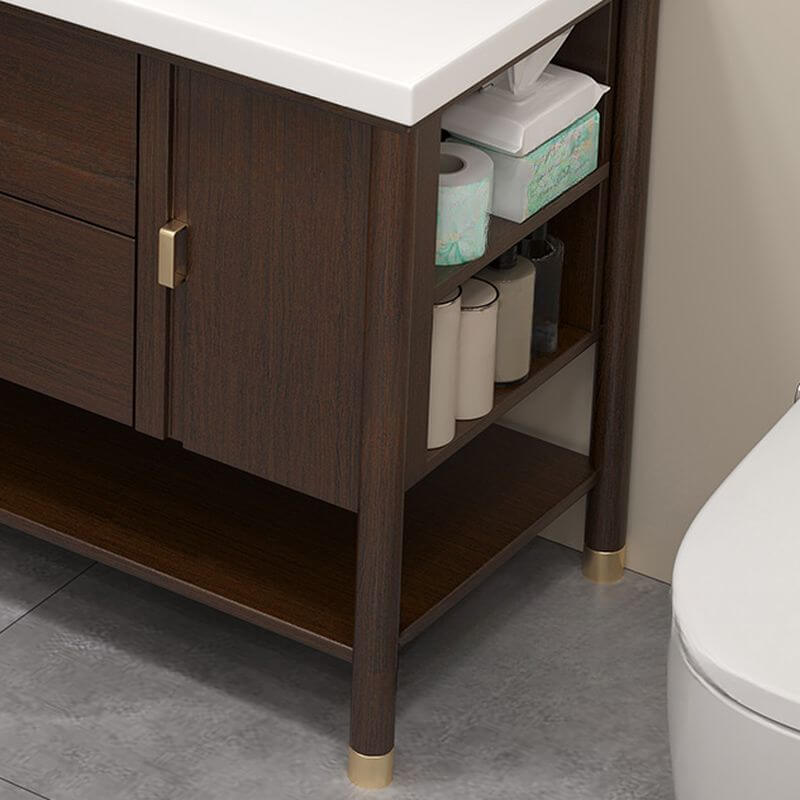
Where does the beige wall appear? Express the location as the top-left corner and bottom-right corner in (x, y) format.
(506, 0), (800, 582)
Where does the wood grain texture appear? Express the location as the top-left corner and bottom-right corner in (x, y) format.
(0, 379), (358, 661)
(404, 114), (443, 486)
(590, 183), (610, 332)
(555, 0), (619, 165)
(549, 185), (604, 332)
(555, 2), (616, 84)
(171, 70), (371, 510)
(432, 165), (609, 301)
(350, 120), (440, 757)
(0, 381), (594, 664)
(600, 2), (621, 165)
(166, 67), (192, 446)
(0, 6), (137, 234)
(135, 57), (174, 439)
(0, 194), (134, 423)
(585, 0), (662, 552)
(402, 425), (596, 644)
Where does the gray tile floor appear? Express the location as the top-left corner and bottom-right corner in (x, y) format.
(0, 523), (673, 800)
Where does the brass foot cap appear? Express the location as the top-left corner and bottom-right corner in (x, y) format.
(582, 546), (626, 584)
(348, 747), (394, 789)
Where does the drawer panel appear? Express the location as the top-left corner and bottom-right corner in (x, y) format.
(0, 193), (134, 424)
(0, 8), (137, 234)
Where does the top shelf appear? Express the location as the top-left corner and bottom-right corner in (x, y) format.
(433, 163), (609, 301)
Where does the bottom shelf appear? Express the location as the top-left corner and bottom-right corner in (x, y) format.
(0, 380), (596, 661)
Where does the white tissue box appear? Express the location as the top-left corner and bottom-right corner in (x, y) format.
(442, 64), (609, 157)
(454, 110), (600, 224)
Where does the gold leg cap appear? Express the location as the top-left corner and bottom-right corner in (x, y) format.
(347, 747), (394, 789)
(582, 546), (626, 584)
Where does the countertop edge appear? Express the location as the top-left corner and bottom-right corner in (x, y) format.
(5, 0), (603, 125)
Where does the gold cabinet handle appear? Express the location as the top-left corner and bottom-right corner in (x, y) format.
(158, 220), (188, 289)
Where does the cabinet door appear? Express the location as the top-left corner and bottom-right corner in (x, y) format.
(170, 70), (371, 510)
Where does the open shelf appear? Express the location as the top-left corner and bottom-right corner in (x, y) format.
(0, 379), (359, 659)
(415, 323), (598, 483)
(433, 163), (610, 301)
(0, 380), (595, 661)
(401, 424), (596, 645)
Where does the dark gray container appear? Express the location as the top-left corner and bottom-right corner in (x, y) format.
(520, 226), (564, 356)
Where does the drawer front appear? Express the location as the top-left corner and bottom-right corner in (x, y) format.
(0, 8), (137, 234)
(0, 193), (134, 424)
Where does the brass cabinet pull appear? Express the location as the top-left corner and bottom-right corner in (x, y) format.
(158, 220), (188, 289)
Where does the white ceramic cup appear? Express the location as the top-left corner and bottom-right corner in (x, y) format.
(427, 287), (462, 448)
(456, 278), (499, 420)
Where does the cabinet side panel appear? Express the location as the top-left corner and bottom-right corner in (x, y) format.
(174, 72), (370, 510)
(403, 118), (441, 484)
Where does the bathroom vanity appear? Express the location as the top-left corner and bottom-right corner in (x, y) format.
(0, 0), (660, 787)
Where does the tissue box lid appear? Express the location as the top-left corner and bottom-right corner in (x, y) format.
(442, 65), (608, 157)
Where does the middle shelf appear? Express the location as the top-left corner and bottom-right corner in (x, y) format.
(433, 163), (610, 302)
(417, 323), (598, 483)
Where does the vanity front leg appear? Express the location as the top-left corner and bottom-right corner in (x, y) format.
(349, 494), (405, 788)
(347, 119), (439, 787)
(347, 124), (412, 789)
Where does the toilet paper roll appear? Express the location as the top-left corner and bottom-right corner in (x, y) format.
(435, 143), (494, 267)
(427, 287), (462, 449)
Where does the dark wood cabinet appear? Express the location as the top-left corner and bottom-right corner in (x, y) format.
(0, 194), (134, 424)
(0, 0), (660, 787)
(0, 7), (137, 234)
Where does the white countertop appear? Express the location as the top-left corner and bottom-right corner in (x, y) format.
(7, 0), (600, 124)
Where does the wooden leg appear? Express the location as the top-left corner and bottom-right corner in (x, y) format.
(349, 496), (404, 788)
(584, 0), (661, 582)
(347, 118), (439, 788)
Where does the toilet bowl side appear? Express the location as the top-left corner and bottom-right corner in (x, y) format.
(668, 626), (800, 800)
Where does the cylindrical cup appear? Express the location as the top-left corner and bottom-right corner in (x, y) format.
(521, 229), (564, 356)
(427, 287), (462, 449)
(456, 278), (499, 420)
(478, 247), (536, 383)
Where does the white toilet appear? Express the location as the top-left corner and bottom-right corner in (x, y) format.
(669, 400), (800, 798)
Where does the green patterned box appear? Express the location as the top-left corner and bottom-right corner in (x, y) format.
(458, 110), (600, 224)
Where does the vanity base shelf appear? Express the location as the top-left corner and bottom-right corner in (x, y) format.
(0, 380), (595, 662)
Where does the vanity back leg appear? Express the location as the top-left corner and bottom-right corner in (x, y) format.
(584, 0), (661, 583)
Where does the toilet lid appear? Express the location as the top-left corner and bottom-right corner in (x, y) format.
(673, 401), (800, 732)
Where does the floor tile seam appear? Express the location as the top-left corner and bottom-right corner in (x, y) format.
(0, 774), (52, 800)
(0, 562), (97, 639)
